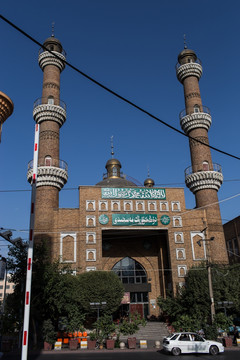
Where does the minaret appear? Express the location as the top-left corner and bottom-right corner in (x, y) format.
(176, 43), (228, 263)
(27, 33), (68, 245)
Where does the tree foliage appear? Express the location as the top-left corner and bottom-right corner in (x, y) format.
(157, 263), (240, 332)
(75, 270), (124, 315)
(3, 244), (125, 347)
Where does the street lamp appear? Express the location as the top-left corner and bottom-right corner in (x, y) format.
(217, 301), (234, 316)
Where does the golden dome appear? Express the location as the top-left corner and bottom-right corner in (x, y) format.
(144, 177), (155, 188)
(105, 158), (122, 168)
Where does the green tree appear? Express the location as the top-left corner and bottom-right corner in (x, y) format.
(75, 271), (124, 315)
(157, 263), (240, 332)
(3, 241), (84, 347)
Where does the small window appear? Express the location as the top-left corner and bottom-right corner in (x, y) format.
(48, 96), (54, 105)
(86, 249), (96, 262)
(202, 161), (209, 171)
(86, 200), (96, 211)
(194, 104), (200, 113)
(148, 201), (157, 212)
(86, 216), (96, 227)
(174, 232), (184, 243)
(45, 156), (52, 166)
(160, 201), (169, 212)
(86, 232), (96, 244)
(112, 166), (117, 176)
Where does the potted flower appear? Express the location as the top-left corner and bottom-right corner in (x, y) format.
(88, 331), (97, 350)
(67, 310), (85, 350)
(42, 319), (57, 351)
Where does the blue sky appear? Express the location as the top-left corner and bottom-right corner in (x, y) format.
(1, 0), (240, 255)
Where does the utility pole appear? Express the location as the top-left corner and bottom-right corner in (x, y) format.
(197, 223), (215, 324)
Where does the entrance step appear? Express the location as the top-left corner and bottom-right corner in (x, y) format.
(119, 321), (169, 341)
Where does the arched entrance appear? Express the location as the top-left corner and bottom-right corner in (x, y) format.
(112, 257), (149, 318)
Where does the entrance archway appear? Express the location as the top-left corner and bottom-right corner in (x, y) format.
(112, 257), (149, 318)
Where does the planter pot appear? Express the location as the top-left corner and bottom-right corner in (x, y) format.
(222, 337), (232, 347)
(88, 340), (96, 350)
(44, 342), (53, 351)
(69, 338), (78, 350)
(127, 337), (136, 349)
(106, 339), (115, 350)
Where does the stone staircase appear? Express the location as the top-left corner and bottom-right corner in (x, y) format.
(120, 321), (169, 342)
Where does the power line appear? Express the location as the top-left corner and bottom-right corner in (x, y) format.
(0, 14), (240, 161)
(1, 178), (240, 193)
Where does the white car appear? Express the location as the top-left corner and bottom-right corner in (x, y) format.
(162, 332), (224, 356)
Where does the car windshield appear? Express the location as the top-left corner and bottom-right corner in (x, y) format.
(170, 334), (179, 340)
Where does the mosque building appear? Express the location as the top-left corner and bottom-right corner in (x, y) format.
(27, 35), (228, 318)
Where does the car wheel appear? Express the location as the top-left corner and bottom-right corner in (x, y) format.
(172, 347), (181, 356)
(209, 345), (219, 355)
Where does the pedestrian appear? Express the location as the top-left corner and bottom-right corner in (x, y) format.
(233, 325), (239, 345)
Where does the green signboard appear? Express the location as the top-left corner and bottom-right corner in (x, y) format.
(102, 187), (166, 200)
(112, 214), (158, 226)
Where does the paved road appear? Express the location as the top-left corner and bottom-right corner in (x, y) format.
(1, 349), (240, 360)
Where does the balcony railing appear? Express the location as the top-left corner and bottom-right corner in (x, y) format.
(175, 57), (202, 70)
(39, 47), (66, 57)
(179, 106), (211, 119)
(33, 97), (66, 111)
(185, 163), (222, 177)
(102, 171), (125, 180)
(28, 158), (68, 172)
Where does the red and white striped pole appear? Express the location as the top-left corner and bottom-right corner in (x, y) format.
(21, 124), (40, 360)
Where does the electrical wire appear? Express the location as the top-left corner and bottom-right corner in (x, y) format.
(0, 14), (240, 161)
(1, 178), (240, 193)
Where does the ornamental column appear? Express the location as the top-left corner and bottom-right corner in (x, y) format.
(176, 46), (228, 263)
(27, 35), (68, 244)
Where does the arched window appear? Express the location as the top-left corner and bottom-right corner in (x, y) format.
(112, 166), (117, 176)
(48, 96), (54, 105)
(112, 257), (147, 284)
(45, 156), (52, 166)
(203, 161), (209, 171)
(194, 104), (200, 113)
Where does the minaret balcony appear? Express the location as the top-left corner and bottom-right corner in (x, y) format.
(185, 163), (223, 193)
(27, 158), (68, 190)
(176, 58), (202, 83)
(179, 106), (212, 134)
(38, 48), (66, 72)
(33, 97), (66, 127)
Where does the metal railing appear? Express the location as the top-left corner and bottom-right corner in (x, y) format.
(39, 47), (66, 57)
(175, 57), (202, 70)
(28, 158), (68, 172)
(102, 171), (125, 180)
(33, 97), (66, 111)
(185, 163), (222, 177)
(179, 106), (211, 119)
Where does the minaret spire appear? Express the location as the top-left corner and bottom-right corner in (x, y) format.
(111, 135), (114, 158)
(183, 34), (187, 49)
(51, 22), (55, 37)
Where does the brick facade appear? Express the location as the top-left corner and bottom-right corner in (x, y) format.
(31, 38), (229, 318)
